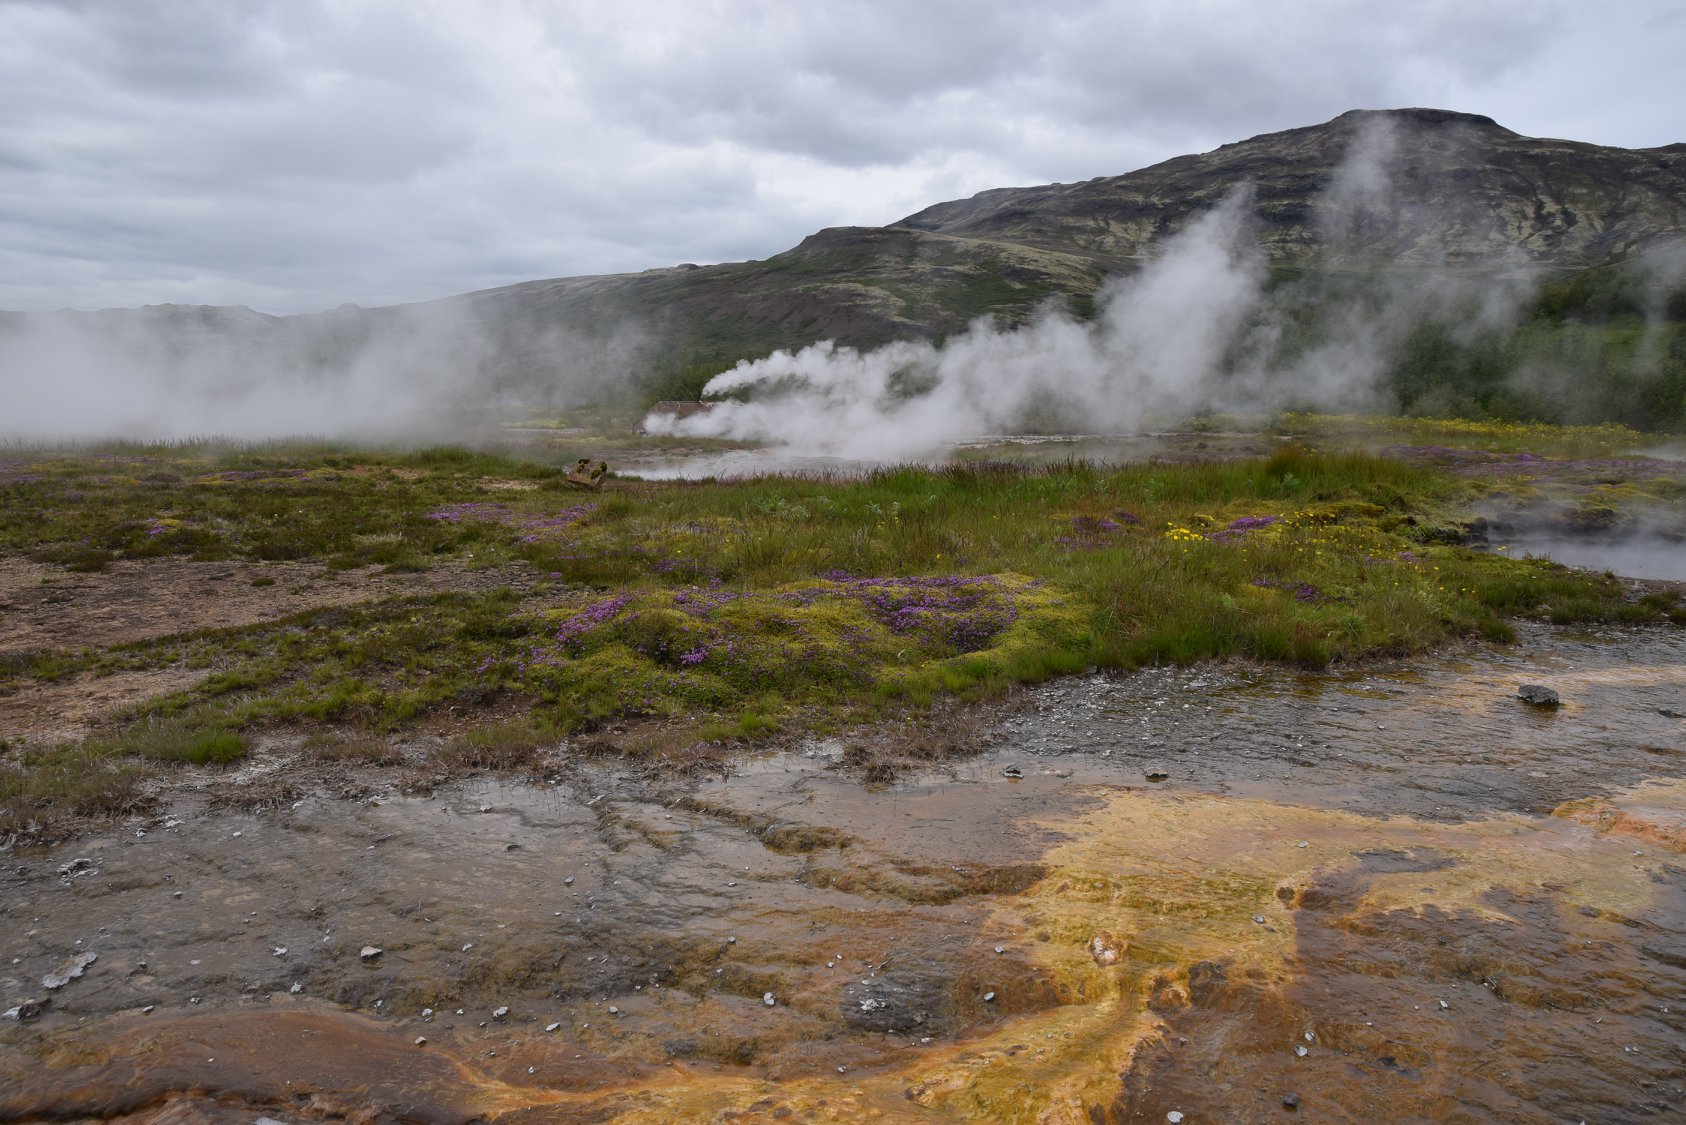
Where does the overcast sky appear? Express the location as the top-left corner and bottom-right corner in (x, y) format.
(2, 0), (1682, 316)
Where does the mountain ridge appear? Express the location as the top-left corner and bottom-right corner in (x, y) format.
(5, 108), (1684, 422)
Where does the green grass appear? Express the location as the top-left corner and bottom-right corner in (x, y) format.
(1, 422), (1681, 837)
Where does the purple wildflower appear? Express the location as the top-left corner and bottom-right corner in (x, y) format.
(427, 501), (512, 524)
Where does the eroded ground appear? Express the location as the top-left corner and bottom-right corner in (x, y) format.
(3, 623), (1683, 1123)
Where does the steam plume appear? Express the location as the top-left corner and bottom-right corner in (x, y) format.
(645, 118), (1559, 458)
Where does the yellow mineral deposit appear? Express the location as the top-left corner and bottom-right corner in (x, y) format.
(443, 777), (1685, 1122)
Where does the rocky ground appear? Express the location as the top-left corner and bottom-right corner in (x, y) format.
(3, 615), (1683, 1124)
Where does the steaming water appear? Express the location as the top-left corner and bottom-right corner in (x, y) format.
(5, 623), (1683, 1122)
(1489, 533), (1686, 583)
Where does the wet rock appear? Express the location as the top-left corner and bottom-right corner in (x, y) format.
(1659, 707), (1684, 719)
(841, 971), (952, 1034)
(1518, 684), (1561, 707)
(57, 857), (97, 880)
(42, 952), (97, 990)
(3, 997), (49, 1021)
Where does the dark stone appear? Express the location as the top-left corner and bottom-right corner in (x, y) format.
(1518, 684), (1561, 706)
(1187, 960), (1228, 1007)
(3, 997), (48, 1021)
(1282, 1092), (1300, 1110)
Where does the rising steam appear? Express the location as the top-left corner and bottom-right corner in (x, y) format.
(644, 118), (1553, 459)
(0, 299), (650, 442)
(653, 189), (1266, 460)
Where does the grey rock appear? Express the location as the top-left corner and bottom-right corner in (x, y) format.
(3, 997), (49, 1021)
(1518, 684), (1561, 706)
(41, 952), (96, 990)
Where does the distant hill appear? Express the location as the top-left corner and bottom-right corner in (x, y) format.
(6, 108), (1685, 429)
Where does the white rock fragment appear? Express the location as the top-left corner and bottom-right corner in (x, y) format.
(1167, 1113), (1185, 1124)
(763, 992), (775, 1007)
(1294, 1044), (1308, 1057)
(983, 991), (996, 1002)
(272, 946), (287, 957)
(493, 1006), (510, 1019)
(414, 1036), (427, 1046)
(42, 952), (97, 990)
(290, 982), (302, 994)
(546, 1022), (562, 1032)
(359, 946), (382, 961)
(1089, 935), (1125, 966)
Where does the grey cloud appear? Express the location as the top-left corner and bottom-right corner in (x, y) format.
(0, 0), (1679, 316)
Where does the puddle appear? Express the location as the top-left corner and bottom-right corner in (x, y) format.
(614, 432), (1282, 480)
(2, 624), (1683, 1122)
(1489, 533), (1686, 582)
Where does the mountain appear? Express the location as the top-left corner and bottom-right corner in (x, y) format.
(5, 108), (1685, 425)
(443, 107), (1686, 400)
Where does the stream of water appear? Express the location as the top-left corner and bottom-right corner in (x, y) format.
(3, 623), (1682, 1123)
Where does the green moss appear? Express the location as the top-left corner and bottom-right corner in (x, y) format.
(1, 431), (1677, 818)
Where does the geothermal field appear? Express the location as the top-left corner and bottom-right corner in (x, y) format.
(1, 413), (1684, 1124)
(4, 13), (1686, 1115)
